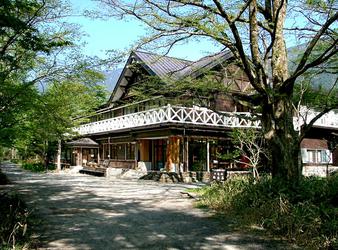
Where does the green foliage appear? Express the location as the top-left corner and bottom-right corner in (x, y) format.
(0, 193), (30, 249)
(191, 162), (204, 172)
(128, 69), (231, 108)
(0, 0), (108, 158)
(21, 162), (55, 172)
(197, 175), (338, 249)
(215, 150), (240, 161)
(10, 159), (21, 164)
(0, 0), (73, 113)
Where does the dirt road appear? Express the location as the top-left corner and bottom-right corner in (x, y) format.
(0, 163), (296, 250)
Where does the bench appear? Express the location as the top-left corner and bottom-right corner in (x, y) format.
(79, 166), (107, 177)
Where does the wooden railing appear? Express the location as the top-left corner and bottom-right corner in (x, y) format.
(74, 105), (261, 135)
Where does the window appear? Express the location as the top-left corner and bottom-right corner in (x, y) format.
(320, 150), (330, 163)
(302, 149), (331, 164)
(126, 143), (135, 160)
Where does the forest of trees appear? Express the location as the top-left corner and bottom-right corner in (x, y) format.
(0, 0), (108, 167)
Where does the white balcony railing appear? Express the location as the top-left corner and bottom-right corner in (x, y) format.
(74, 104), (261, 135)
(75, 105), (338, 136)
(293, 108), (338, 131)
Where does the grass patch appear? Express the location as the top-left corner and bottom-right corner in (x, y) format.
(21, 162), (55, 172)
(197, 175), (338, 249)
(10, 159), (22, 164)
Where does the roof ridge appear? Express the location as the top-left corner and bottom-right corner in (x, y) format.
(134, 50), (193, 63)
(194, 49), (230, 62)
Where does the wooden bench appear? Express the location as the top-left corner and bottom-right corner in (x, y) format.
(79, 166), (107, 177)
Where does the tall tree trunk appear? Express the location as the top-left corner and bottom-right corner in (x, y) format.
(44, 140), (49, 170)
(56, 139), (61, 172)
(260, 1), (301, 184)
(262, 96), (301, 184)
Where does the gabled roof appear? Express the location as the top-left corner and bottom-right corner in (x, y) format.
(66, 138), (99, 147)
(108, 49), (233, 104)
(134, 51), (192, 78)
(133, 50), (233, 80)
(174, 50), (233, 79)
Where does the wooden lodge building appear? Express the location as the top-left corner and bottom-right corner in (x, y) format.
(65, 50), (338, 178)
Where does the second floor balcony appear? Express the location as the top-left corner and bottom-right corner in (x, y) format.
(294, 108), (338, 131)
(74, 104), (261, 136)
(75, 104), (338, 136)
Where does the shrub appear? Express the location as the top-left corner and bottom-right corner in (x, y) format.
(21, 162), (56, 172)
(10, 159), (21, 164)
(197, 175), (338, 249)
(0, 193), (29, 249)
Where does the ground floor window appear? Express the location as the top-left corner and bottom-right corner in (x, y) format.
(189, 139), (207, 171)
(209, 140), (234, 169)
(101, 142), (136, 160)
(126, 143), (135, 160)
(302, 149), (332, 164)
(82, 148), (98, 163)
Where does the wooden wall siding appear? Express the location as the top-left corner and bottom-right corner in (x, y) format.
(166, 136), (180, 172)
(333, 148), (338, 166)
(108, 160), (136, 169)
(301, 138), (328, 149)
(215, 95), (236, 112)
(139, 140), (150, 162)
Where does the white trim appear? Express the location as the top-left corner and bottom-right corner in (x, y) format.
(74, 104), (261, 136)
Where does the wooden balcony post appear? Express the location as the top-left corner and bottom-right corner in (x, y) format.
(184, 138), (189, 172)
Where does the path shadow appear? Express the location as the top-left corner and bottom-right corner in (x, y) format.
(1, 163), (296, 250)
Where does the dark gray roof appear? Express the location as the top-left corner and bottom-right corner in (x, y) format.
(66, 138), (99, 147)
(134, 50), (233, 80)
(174, 50), (233, 79)
(134, 51), (192, 78)
(108, 49), (233, 104)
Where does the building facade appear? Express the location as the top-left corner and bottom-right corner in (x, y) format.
(65, 50), (338, 176)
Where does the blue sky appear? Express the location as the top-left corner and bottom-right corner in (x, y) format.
(68, 0), (222, 62)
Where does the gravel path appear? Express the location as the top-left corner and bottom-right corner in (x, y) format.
(0, 163), (297, 250)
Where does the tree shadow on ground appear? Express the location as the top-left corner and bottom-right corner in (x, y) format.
(0, 163), (296, 250)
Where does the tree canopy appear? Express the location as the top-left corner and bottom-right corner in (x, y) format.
(0, 0), (108, 162)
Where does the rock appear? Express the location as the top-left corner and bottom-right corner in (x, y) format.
(69, 166), (83, 173)
(120, 169), (147, 179)
(137, 162), (148, 172)
(106, 168), (124, 178)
